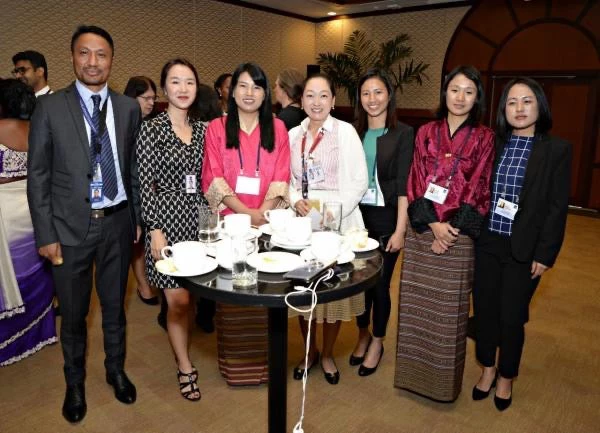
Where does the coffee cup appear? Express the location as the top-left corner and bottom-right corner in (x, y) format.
(264, 209), (294, 235)
(219, 213), (251, 238)
(310, 232), (343, 263)
(285, 216), (312, 244)
(160, 241), (206, 274)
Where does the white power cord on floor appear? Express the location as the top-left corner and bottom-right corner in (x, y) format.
(285, 268), (335, 433)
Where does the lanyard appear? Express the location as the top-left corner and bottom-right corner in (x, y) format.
(431, 124), (472, 187)
(368, 128), (387, 185)
(237, 140), (261, 176)
(77, 92), (108, 161)
(301, 129), (324, 199)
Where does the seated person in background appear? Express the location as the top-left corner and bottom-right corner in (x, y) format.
(274, 68), (306, 130)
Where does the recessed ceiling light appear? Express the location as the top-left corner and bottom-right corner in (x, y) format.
(327, 11), (337, 16)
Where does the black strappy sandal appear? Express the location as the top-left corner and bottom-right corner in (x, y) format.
(177, 368), (201, 401)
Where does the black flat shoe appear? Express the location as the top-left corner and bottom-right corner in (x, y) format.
(62, 383), (86, 424)
(106, 370), (137, 404)
(358, 345), (384, 377)
(472, 371), (498, 401)
(321, 360), (340, 385)
(293, 352), (319, 380)
(349, 336), (371, 366)
(137, 288), (159, 305)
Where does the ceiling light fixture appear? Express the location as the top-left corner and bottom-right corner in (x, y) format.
(327, 11), (337, 16)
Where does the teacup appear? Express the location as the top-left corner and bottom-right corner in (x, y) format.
(264, 209), (294, 235)
(219, 213), (251, 238)
(310, 232), (347, 263)
(160, 241), (206, 274)
(284, 216), (312, 245)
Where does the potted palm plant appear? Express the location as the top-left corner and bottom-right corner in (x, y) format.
(317, 30), (429, 107)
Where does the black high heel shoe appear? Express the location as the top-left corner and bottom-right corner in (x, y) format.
(293, 352), (319, 380)
(494, 379), (513, 411)
(472, 370), (498, 400)
(321, 359), (340, 385)
(137, 288), (159, 305)
(358, 345), (384, 377)
(349, 336), (371, 366)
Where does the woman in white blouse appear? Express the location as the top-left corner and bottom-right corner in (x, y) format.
(288, 73), (368, 384)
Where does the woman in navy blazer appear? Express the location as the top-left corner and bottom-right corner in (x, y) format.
(472, 77), (571, 411)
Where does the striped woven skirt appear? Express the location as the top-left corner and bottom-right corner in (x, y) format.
(394, 228), (474, 402)
(215, 303), (269, 386)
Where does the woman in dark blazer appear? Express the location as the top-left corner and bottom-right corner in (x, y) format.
(472, 77), (571, 411)
(350, 68), (414, 376)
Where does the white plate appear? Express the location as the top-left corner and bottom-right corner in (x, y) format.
(270, 233), (311, 249)
(351, 237), (380, 253)
(299, 248), (355, 265)
(155, 257), (218, 277)
(246, 252), (305, 273)
(259, 223), (273, 236)
(219, 226), (263, 240)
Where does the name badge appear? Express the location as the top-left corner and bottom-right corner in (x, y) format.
(235, 175), (261, 195)
(360, 188), (378, 205)
(494, 197), (519, 220)
(307, 162), (325, 185)
(185, 174), (197, 194)
(90, 181), (103, 203)
(424, 182), (449, 204)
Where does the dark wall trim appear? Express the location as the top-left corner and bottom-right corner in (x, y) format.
(211, 0), (472, 23)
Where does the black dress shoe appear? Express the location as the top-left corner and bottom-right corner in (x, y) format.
(358, 345), (384, 377)
(321, 361), (340, 385)
(293, 352), (319, 380)
(137, 288), (159, 305)
(472, 371), (498, 401)
(349, 336), (371, 366)
(494, 383), (513, 411)
(62, 383), (86, 423)
(106, 371), (137, 404)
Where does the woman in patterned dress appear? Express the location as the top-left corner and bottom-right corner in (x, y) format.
(0, 79), (56, 366)
(202, 62), (290, 386)
(137, 59), (206, 401)
(394, 65), (495, 401)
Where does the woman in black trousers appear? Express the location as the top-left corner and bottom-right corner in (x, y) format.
(472, 77), (571, 410)
(350, 68), (413, 376)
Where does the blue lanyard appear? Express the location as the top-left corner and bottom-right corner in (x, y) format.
(237, 139), (261, 176)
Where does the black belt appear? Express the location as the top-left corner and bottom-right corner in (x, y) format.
(91, 201), (128, 218)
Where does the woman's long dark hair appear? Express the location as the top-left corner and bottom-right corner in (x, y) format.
(495, 77), (552, 143)
(355, 68), (397, 137)
(226, 63), (274, 152)
(0, 78), (36, 120)
(436, 65), (485, 126)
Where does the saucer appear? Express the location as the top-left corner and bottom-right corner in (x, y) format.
(259, 223), (273, 236)
(218, 226), (263, 240)
(155, 257), (218, 277)
(246, 252), (305, 273)
(351, 237), (379, 253)
(299, 248), (355, 265)
(270, 234), (311, 251)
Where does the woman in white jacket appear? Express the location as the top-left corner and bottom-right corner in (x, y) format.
(288, 73), (368, 384)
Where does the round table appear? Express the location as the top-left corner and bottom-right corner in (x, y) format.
(179, 246), (382, 433)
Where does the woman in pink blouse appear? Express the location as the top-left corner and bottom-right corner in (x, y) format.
(394, 65), (495, 402)
(202, 62), (290, 385)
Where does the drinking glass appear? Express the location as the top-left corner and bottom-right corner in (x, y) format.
(198, 204), (220, 243)
(231, 234), (258, 288)
(322, 201), (342, 233)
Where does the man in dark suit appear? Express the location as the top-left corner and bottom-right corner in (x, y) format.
(27, 25), (141, 424)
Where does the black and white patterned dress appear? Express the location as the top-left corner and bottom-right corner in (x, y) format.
(137, 112), (208, 289)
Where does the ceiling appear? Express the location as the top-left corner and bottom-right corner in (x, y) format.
(225, 0), (468, 20)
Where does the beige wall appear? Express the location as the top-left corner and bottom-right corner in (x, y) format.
(0, 0), (468, 109)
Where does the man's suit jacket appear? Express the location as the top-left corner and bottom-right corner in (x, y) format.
(480, 134), (571, 267)
(27, 82), (141, 248)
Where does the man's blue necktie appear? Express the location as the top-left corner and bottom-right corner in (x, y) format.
(91, 95), (117, 200)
